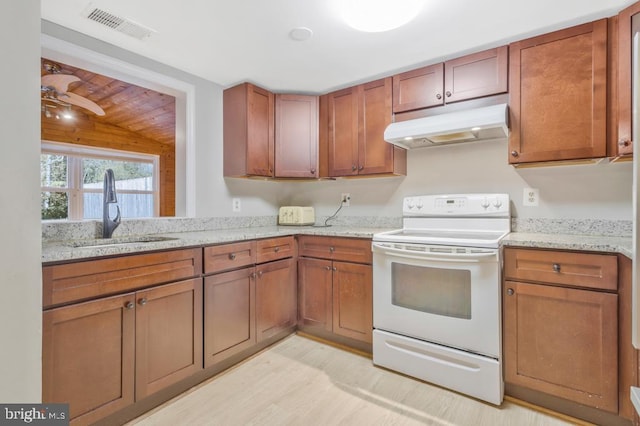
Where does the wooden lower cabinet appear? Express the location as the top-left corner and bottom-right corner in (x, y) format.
(332, 261), (373, 343)
(204, 267), (256, 367)
(134, 279), (203, 400)
(43, 278), (203, 424)
(43, 293), (135, 425)
(256, 258), (297, 342)
(503, 280), (618, 412)
(298, 250), (373, 345)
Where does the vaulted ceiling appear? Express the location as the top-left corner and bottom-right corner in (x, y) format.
(40, 58), (175, 146)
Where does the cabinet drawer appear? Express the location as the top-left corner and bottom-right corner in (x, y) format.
(504, 248), (617, 291)
(204, 241), (256, 274)
(42, 248), (202, 308)
(256, 236), (295, 264)
(298, 236), (372, 264)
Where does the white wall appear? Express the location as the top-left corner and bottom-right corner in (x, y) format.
(0, 0), (43, 402)
(284, 139), (633, 221)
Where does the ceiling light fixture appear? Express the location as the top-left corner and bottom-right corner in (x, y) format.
(334, 0), (423, 32)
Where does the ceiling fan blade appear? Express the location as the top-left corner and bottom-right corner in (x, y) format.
(61, 92), (106, 116)
(41, 74), (81, 93)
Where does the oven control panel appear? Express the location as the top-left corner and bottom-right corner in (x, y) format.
(403, 193), (510, 217)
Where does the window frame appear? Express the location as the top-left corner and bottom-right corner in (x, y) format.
(41, 141), (160, 220)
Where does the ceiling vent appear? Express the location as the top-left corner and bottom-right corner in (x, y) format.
(84, 7), (156, 40)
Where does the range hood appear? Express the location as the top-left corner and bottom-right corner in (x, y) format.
(384, 103), (509, 149)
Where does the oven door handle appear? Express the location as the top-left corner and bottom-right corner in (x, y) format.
(372, 242), (498, 262)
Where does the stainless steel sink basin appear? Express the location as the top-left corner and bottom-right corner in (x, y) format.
(67, 236), (179, 249)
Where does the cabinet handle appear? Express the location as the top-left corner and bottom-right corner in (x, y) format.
(351, 165), (357, 171)
(552, 263), (561, 273)
(125, 301), (134, 310)
(274, 247), (280, 253)
(619, 139), (631, 147)
(445, 91), (452, 97)
(138, 298), (147, 306)
(507, 288), (514, 296)
(436, 93), (442, 100)
(511, 150), (519, 158)
(229, 253), (236, 260)
(358, 165), (364, 171)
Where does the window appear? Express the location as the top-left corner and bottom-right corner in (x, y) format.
(41, 141), (159, 220)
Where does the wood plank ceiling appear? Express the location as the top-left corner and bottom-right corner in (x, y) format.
(40, 58), (176, 145)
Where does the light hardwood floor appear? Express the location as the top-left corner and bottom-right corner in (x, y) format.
(128, 335), (574, 426)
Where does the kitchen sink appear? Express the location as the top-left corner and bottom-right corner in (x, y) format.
(66, 236), (179, 248)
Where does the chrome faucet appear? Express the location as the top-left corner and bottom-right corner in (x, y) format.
(102, 169), (121, 238)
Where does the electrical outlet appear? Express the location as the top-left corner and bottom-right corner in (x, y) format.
(341, 193), (351, 207)
(232, 198), (241, 212)
(523, 188), (539, 207)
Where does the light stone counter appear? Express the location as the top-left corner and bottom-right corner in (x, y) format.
(502, 233), (632, 259)
(41, 225), (392, 264)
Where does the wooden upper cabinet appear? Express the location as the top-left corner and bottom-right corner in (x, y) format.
(393, 63), (444, 112)
(326, 78), (406, 177)
(508, 20), (608, 164)
(223, 83), (275, 177)
(617, 4), (640, 156)
(275, 94), (319, 178)
(392, 46), (508, 113)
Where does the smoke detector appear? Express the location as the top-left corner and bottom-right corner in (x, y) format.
(83, 5), (156, 40)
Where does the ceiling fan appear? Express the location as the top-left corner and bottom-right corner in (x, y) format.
(41, 62), (105, 116)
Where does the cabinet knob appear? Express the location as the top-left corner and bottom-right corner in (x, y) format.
(351, 165), (357, 171)
(274, 247), (280, 253)
(445, 91), (452, 97)
(329, 246), (335, 253)
(511, 150), (519, 158)
(507, 288), (514, 296)
(332, 266), (337, 272)
(619, 139), (631, 147)
(436, 93), (442, 100)
(310, 168), (316, 174)
(552, 263), (561, 273)
(229, 253), (236, 260)
(325, 266), (331, 271)
(358, 165), (364, 171)
(257, 270), (263, 278)
(138, 298), (147, 306)
(125, 301), (134, 310)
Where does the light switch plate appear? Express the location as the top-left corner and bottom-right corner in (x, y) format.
(232, 198), (241, 212)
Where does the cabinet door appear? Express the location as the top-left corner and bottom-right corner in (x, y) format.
(618, 4), (640, 155)
(298, 257), (333, 331)
(359, 78), (394, 175)
(503, 281), (618, 412)
(42, 293), (135, 424)
(246, 84), (275, 176)
(509, 20), (608, 164)
(392, 63), (444, 113)
(327, 87), (359, 176)
(332, 261), (373, 343)
(204, 267), (256, 367)
(135, 278), (203, 400)
(256, 258), (297, 342)
(275, 94), (319, 178)
(444, 46), (508, 103)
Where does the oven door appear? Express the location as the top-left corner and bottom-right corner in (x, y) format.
(372, 241), (501, 358)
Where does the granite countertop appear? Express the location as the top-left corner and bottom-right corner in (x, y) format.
(41, 225), (391, 264)
(42, 224), (633, 264)
(502, 232), (632, 258)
